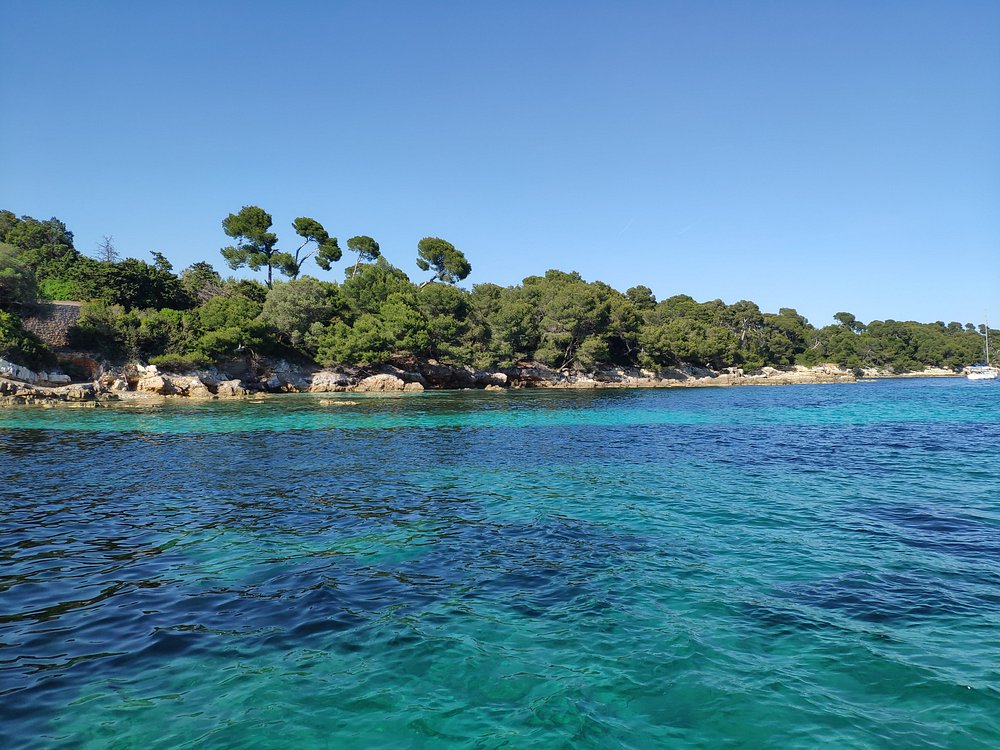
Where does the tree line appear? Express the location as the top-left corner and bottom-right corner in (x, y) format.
(0, 207), (993, 375)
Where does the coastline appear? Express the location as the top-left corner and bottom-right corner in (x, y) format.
(0, 360), (964, 407)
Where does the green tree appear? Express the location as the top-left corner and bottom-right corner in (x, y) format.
(833, 311), (865, 333)
(415, 237), (471, 288)
(260, 277), (343, 348)
(220, 206), (282, 288)
(625, 285), (657, 310)
(2, 214), (80, 286)
(180, 262), (223, 304)
(0, 244), (38, 304)
(527, 271), (610, 369)
(465, 283), (539, 368)
(341, 257), (415, 316)
(289, 217), (341, 278)
(417, 282), (468, 360)
(346, 235), (381, 276)
(150, 251), (173, 273)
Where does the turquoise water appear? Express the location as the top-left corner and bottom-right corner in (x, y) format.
(1, 379), (999, 748)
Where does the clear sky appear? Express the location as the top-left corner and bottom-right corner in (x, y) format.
(2, 1), (998, 327)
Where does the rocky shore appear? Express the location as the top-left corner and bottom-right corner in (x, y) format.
(0, 354), (964, 407)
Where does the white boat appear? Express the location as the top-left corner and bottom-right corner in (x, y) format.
(967, 365), (999, 380)
(967, 321), (999, 380)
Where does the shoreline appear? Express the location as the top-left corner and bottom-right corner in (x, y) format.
(0, 362), (965, 408)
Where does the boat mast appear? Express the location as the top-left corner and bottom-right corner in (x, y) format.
(987, 319), (992, 366)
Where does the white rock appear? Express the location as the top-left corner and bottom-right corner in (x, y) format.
(0, 357), (40, 384)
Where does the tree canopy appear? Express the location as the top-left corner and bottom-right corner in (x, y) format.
(415, 237), (471, 288)
(220, 206), (281, 288)
(1, 206), (993, 375)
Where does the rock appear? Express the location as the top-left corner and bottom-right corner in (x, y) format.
(318, 399), (359, 406)
(170, 376), (213, 398)
(353, 374), (406, 392)
(216, 379), (249, 397)
(512, 362), (564, 387)
(136, 375), (173, 395)
(403, 382), (424, 392)
(401, 371), (429, 387)
(472, 370), (507, 387)
(309, 371), (353, 392)
(110, 378), (129, 392)
(44, 373), (72, 385)
(0, 358), (39, 384)
(54, 383), (95, 401)
(484, 384), (505, 391)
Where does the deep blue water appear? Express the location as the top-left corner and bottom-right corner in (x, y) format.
(1, 378), (999, 748)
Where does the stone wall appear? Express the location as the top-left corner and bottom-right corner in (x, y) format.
(19, 302), (82, 348)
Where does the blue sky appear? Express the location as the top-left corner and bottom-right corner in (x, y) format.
(2, 1), (998, 327)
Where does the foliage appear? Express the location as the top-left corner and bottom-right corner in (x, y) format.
(221, 208), (342, 286)
(68, 302), (134, 360)
(415, 237), (471, 287)
(290, 217), (341, 277)
(4, 206), (991, 376)
(220, 206), (282, 288)
(180, 262), (223, 304)
(346, 235), (380, 276)
(340, 257), (414, 315)
(311, 316), (391, 366)
(416, 282), (468, 360)
(260, 277), (343, 348)
(0, 243), (38, 304)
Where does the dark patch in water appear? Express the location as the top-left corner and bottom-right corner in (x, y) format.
(772, 571), (988, 624)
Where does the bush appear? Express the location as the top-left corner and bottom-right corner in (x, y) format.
(260, 277), (342, 349)
(37, 276), (82, 301)
(67, 301), (134, 361)
(0, 243), (38, 304)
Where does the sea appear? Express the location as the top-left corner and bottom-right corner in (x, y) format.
(1, 378), (998, 749)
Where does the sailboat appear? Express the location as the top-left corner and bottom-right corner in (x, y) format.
(967, 321), (999, 380)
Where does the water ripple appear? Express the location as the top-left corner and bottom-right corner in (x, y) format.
(1, 379), (999, 748)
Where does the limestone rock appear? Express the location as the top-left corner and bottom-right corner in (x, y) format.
(402, 371), (429, 387)
(309, 371), (353, 392)
(354, 374), (406, 392)
(137, 375), (173, 395)
(0, 358), (39, 384)
(168, 376), (214, 398)
(403, 382), (425, 392)
(216, 380), (249, 397)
